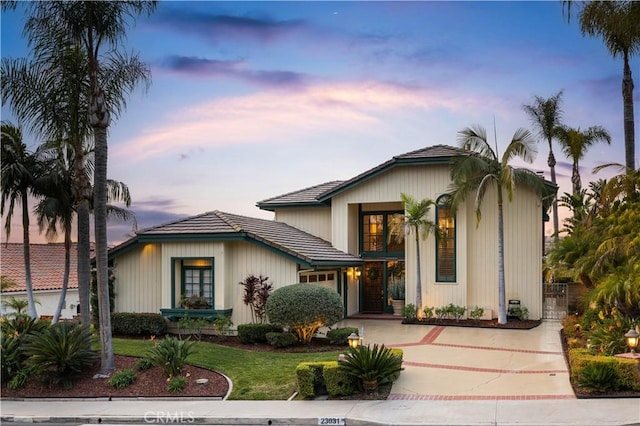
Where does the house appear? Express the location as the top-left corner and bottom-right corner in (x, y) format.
(108, 144), (555, 325)
(1, 243), (82, 319)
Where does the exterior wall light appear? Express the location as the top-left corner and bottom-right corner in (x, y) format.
(625, 327), (639, 354)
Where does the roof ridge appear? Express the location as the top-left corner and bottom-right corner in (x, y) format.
(257, 180), (344, 204)
(213, 210), (244, 232)
(135, 211), (204, 234)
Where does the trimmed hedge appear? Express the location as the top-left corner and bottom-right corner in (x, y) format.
(296, 348), (404, 399)
(326, 327), (358, 345)
(569, 348), (640, 392)
(265, 331), (298, 347)
(237, 323), (283, 344)
(111, 313), (167, 336)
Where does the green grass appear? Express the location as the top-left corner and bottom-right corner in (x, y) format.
(113, 338), (342, 400)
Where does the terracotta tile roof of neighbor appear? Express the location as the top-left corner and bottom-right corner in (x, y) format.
(1, 243), (85, 293)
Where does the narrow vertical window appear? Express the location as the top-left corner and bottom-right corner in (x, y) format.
(436, 195), (456, 282)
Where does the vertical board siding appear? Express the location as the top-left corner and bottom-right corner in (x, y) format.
(226, 240), (299, 325)
(113, 243), (162, 313)
(274, 207), (332, 241)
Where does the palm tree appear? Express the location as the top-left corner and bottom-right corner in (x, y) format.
(555, 125), (611, 195)
(522, 90), (564, 240)
(0, 122), (43, 319)
(450, 125), (551, 324)
(389, 193), (438, 316)
(565, 1), (640, 172)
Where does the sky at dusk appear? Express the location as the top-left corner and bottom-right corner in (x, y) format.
(1, 1), (638, 245)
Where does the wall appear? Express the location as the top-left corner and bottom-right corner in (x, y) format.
(113, 243), (163, 313)
(0, 289), (79, 319)
(274, 207), (332, 241)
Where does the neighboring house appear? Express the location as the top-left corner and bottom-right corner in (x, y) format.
(0, 243), (83, 319)
(109, 145), (555, 325)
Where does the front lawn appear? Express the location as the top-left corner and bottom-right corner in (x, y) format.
(113, 338), (342, 400)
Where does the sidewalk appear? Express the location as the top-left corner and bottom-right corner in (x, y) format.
(2, 398), (639, 425)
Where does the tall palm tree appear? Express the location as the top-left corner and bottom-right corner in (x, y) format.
(389, 193), (438, 316)
(21, 1), (157, 374)
(450, 125), (551, 324)
(522, 90), (564, 240)
(0, 122), (43, 318)
(555, 125), (611, 195)
(565, 1), (640, 172)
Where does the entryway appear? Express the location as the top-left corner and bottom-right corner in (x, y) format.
(362, 262), (384, 313)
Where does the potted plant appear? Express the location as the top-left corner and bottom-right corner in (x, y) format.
(389, 281), (405, 316)
(180, 294), (210, 309)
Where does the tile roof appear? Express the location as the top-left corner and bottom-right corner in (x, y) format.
(1, 243), (82, 293)
(257, 180), (343, 211)
(114, 211), (361, 267)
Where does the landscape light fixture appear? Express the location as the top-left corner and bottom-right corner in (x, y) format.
(625, 327), (639, 354)
(347, 332), (360, 349)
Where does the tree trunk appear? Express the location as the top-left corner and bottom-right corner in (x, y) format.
(571, 161), (581, 195)
(622, 53), (635, 172)
(21, 190), (37, 319)
(547, 148), (559, 241)
(91, 81), (114, 373)
(52, 228), (71, 324)
(73, 147), (92, 325)
(497, 189), (506, 325)
(414, 228), (422, 316)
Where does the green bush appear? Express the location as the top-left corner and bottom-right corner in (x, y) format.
(577, 362), (619, 392)
(177, 316), (209, 341)
(422, 306), (434, 320)
(237, 323), (282, 344)
(583, 311), (632, 356)
(323, 362), (358, 396)
(326, 327), (358, 345)
(135, 357), (154, 372)
(265, 284), (343, 344)
(265, 331), (298, 347)
(109, 369), (137, 389)
(111, 312), (167, 336)
(212, 317), (234, 339)
(23, 323), (97, 389)
(339, 344), (403, 388)
(167, 375), (188, 393)
(469, 306), (484, 321)
(147, 336), (196, 378)
(569, 348), (640, 393)
(1, 333), (24, 381)
(402, 303), (417, 320)
(296, 361), (359, 398)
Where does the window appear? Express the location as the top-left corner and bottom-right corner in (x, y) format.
(436, 195), (456, 282)
(361, 212), (405, 255)
(179, 259), (213, 306)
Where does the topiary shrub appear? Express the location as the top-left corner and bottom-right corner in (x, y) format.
(266, 283), (343, 344)
(326, 327), (358, 345)
(237, 323), (282, 344)
(111, 312), (167, 336)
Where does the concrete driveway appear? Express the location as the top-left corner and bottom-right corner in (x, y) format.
(336, 319), (575, 400)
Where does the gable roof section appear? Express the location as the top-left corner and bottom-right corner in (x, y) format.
(317, 144), (469, 201)
(1, 243), (80, 293)
(109, 211), (361, 268)
(256, 180), (344, 211)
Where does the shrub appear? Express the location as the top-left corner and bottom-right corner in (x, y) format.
(583, 309), (632, 356)
(402, 303), (417, 320)
(1, 333), (24, 381)
(339, 344), (403, 389)
(326, 327), (359, 345)
(111, 313), (167, 336)
(212, 317), (234, 339)
(147, 336), (196, 378)
(569, 348), (640, 393)
(23, 323), (97, 389)
(135, 357), (154, 372)
(422, 306), (434, 320)
(109, 369), (137, 389)
(577, 362), (619, 393)
(448, 303), (466, 321)
(296, 361), (359, 398)
(167, 375), (188, 393)
(323, 362), (358, 396)
(8, 368), (32, 390)
(435, 306), (447, 320)
(469, 306), (484, 321)
(177, 317), (209, 341)
(265, 284), (343, 344)
(265, 331), (298, 347)
(237, 323), (282, 344)
(239, 274), (274, 323)
(1, 315), (49, 336)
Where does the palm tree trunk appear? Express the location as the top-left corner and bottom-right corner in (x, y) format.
(571, 161), (581, 195)
(547, 148), (559, 241)
(21, 190), (37, 319)
(414, 228), (422, 315)
(76, 200), (91, 324)
(622, 53), (635, 172)
(52, 228), (71, 324)
(497, 189), (506, 325)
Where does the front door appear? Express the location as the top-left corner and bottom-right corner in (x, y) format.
(362, 262), (384, 312)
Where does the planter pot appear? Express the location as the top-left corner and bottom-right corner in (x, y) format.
(391, 299), (405, 316)
(362, 378), (378, 393)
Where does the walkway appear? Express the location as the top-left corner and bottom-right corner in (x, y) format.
(337, 319), (575, 400)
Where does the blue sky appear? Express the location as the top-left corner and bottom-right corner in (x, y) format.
(1, 1), (638, 244)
